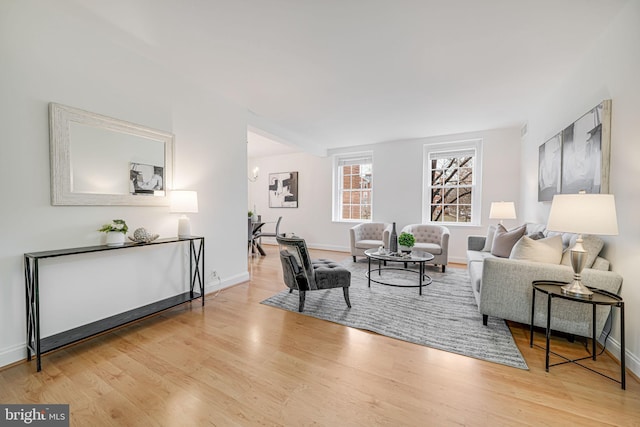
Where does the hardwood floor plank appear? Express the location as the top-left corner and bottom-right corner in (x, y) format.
(1, 244), (638, 426)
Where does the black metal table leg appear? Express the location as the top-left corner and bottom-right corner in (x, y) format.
(592, 304), (597, 360)
(190, 238), (205, 305)
(530, 287), (536, 347)
(368, 257), (371, 288)
(419, 261), (423, 295)
(545, 294), (552, 372)
(621, 302), (626, 390)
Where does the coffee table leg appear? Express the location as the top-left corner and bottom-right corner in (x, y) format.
(368, 257), (371, 288)
(419, 262), (423, 295)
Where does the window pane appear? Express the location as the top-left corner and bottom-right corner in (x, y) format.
(424, 142), (479, 224)
(444, 188), (458, 204)
(335, 154), (374, 221)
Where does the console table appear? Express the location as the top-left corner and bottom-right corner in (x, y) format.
(24, 236), (204, 371)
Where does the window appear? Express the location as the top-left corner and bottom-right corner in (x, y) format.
(333, 153), (373, 221)
(423, 140), (482, 225)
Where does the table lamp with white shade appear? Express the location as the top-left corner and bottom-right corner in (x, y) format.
(546, 192), (618, 298)
(170, 190), (199, 238)
(489, 201), (516, 224)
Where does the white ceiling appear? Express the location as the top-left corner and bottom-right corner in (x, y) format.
(75, 0), (629, 157)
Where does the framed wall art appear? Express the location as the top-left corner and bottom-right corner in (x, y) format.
(537, 99), (611, 201)
(561, 100), (611, 195)
(538, 133), (562, 201)
(269, 171), (298, 208)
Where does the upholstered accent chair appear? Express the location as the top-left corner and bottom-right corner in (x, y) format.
(276, 235), (351, 312)
(349, 222), (392, 262)
(401, 224), (450, 272)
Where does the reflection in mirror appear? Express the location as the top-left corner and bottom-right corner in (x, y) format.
(50, 103), (173, 206)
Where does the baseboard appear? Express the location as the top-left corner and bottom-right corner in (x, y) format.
(259, 239), (349, 253)
(0, 343), (27, 370)
(206, 271), (250, 293)
(603, 335), (640, 379)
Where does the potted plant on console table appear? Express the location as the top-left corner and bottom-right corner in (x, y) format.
(99, 219), (129, 246)
(398, 232), (416, 254)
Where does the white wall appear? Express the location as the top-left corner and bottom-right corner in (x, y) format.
(249, 127), (522, 263)
(520, 1), (640, 375)
(0, 2), (250, 368)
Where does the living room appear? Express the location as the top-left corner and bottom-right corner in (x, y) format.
(1, 0), (640, 424)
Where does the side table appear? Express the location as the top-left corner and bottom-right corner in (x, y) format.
(530, 280), (625, 389)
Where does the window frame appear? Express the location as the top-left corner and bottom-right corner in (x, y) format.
(332, 152), (374, 223)
(422, 139), (483, 226)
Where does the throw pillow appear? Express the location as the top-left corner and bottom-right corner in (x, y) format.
(527, 231), (545, 241)
(560, 234), (604, 269)
(509, 235), (563, 264)
(491, 224), (526, 258)
(482, 225), (497, 252)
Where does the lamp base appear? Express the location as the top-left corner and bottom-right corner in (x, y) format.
(562, 238), (593, 299)
(561, 280), (594, 299)
(177, 215), (191, 238)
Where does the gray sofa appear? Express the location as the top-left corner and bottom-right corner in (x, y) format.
(467, 223), (623, 338)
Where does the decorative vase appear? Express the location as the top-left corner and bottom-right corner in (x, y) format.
(389, 222), (398, 253)
(399, 245), (412, 254)
(105, 231), (125, 246)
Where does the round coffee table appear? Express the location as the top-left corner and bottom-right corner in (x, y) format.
(364, 248), (435, 295)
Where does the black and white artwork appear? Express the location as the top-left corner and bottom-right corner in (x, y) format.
(269, 171), (298, 208)
(130, 162), (164, 195)
(561, 101), (609, 194)
(537, 100), (611, 201)
(538, 133), (562, 201)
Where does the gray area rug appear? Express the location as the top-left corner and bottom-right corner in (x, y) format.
(261, 258), (528, 370)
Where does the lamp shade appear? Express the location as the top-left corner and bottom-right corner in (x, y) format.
(489, 202), (516, 220)
(546, 193), (618, 235)
(169, 190), (198, 213)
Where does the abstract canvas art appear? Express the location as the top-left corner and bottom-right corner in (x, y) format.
(561, 100), (611, 195)
(269, 172), (298, 208)
(537, 100), (611, 201)
(538, 133), (562, 201)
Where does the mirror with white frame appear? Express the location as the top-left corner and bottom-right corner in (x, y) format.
(49, 103), (174, 206)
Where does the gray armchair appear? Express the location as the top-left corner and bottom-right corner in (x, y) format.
(349, 222), (392, 262)
(401, 224), (450, 272)
(276, 235), (351, 312)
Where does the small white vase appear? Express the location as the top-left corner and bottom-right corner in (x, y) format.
(399, 245), (412, 254)
(105, 231), (125, 246)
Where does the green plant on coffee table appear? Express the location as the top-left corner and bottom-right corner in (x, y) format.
(398, 232), (416, 248)
(248, 210), (254, 218)
(98, 219), (128, 234)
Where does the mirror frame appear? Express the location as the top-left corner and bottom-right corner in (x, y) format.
(49, 103), (174, 206)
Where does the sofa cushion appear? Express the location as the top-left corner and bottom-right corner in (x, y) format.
(491, 224), (526, 258)
(560, 234), (604, 269)
(482, 225), (497, 252)
(355, 239), (384, 249)
(468, 261), (483, 293)
(467, 250), (496, 263)
(413, 242), (442, 255)
(592, 256), (610, 271)
(509, 235), (563, 264)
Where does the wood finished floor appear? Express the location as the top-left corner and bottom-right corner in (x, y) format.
(1, 245), (639, 426)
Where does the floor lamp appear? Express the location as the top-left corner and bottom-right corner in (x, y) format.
(546, 193), (618, 298)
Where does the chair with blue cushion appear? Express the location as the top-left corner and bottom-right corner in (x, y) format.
(276, 235), (351, 312)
